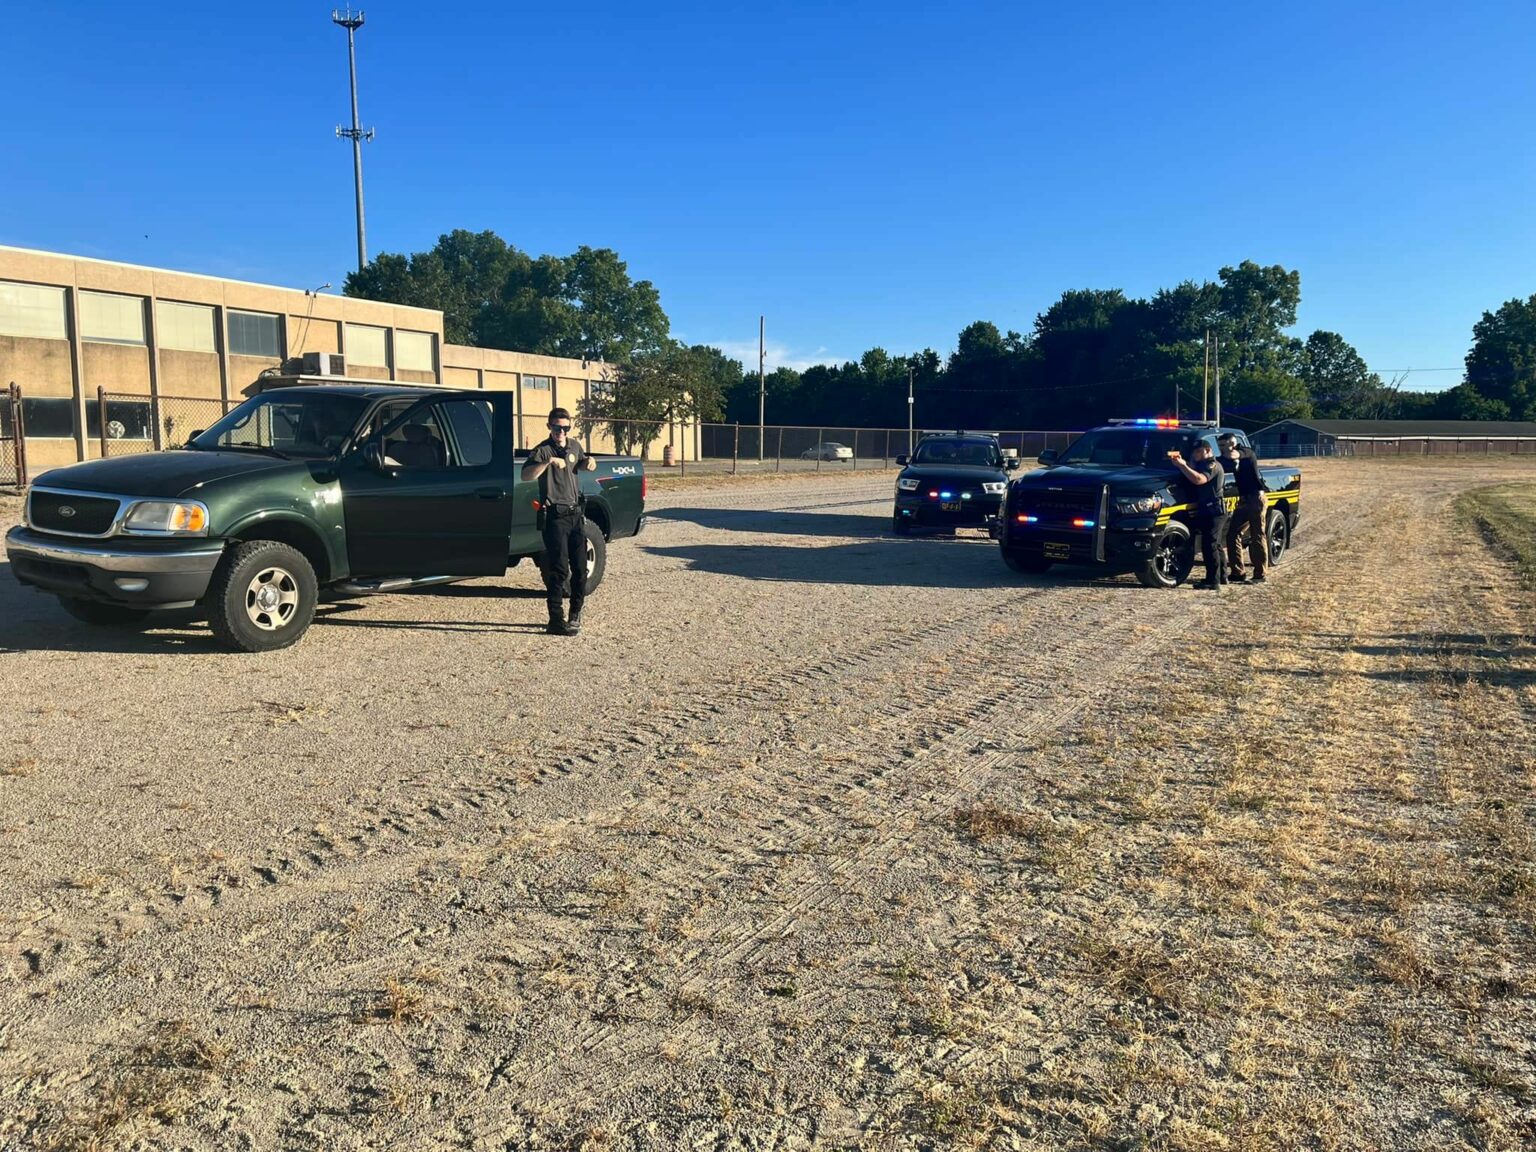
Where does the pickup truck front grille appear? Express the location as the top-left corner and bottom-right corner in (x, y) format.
(1012, 488), (1099, 520)
(28, 490), (122, 536)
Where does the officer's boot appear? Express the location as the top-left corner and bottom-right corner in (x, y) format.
(546, 606), (567, 636)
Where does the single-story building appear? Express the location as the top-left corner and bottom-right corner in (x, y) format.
(1251, 418), (1536, 457)
(0, 245), (698, 484)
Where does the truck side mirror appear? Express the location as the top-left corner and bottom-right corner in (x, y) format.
(1004, 457), (1020, 471)
(1037, 449), (1059, 465)
(895, 454), (909, 466)
(363, 441), (387, 472)
(188, 429), (205, 443)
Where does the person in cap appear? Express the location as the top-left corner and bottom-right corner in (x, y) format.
(1219, 432), (1269, 584)
(1167, 439), (1228, 590)
(521, 407), (597, 635)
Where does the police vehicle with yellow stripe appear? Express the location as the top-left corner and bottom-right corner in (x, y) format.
(998, 419), (1300, 587)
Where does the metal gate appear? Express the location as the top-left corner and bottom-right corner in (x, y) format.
(0, 383), (25, 488)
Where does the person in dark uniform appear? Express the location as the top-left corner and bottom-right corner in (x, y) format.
(521, 407), (597, 635)
(1167, 440), (1227, 590)
(1219, 432), (1269, 584)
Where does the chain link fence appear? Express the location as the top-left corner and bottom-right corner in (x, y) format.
(1, 384), (26, 488)
(571, 421), (1083, 476)
(98, 391), (233, 456)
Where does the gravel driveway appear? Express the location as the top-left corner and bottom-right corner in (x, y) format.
(2, 463), (1533, 1150)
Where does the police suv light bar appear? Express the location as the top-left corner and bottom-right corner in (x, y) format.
(1107, 418), (1219, 429)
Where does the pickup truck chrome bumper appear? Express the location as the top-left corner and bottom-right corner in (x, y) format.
(6, 526), (224, 606)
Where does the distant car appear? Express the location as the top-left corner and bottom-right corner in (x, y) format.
(800, 441), (854, 461)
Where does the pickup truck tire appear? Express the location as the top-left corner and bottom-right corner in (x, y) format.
(1266, 507), (1289, 565)
(892, 515), (912, 536)
(1136, 523), (1195, 588)
(57, 597), (151, 628)
(205, 540), (318, 653)
(1002, 550), (1052, 574)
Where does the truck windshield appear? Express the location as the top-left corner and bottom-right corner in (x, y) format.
(912, 439), (1002, 467)
(1057, 429), (1193, 468)
(189, 393), (369, 459)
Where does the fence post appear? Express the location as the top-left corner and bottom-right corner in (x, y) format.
(851, 429), (858, 471)
(776, 426), (783, 473)
(884, 428), (891, 468)
(150, 392), (163, 450)
(732, 422), (739, 475)
(96, 386), (109, 459)
(11, 383), (27, 486)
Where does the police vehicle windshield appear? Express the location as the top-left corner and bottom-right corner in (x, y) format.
(1057, 428), (1195, 468)
(911, 438), (1003, 468)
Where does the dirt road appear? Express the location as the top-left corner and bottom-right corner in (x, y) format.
(2, 461), (1533, 1150)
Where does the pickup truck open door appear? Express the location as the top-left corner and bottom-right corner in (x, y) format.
(341, 392), (516, 577)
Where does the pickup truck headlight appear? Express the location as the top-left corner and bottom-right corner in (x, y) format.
(897, 478), (920, 491)
(121, 500), (211, 535)
(982, 481), (1006, 495)
(1113, 495), (1164, 515)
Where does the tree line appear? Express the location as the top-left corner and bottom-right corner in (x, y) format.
(346, 232), (1536, 434)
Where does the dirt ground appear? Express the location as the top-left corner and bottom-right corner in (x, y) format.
(1, 460), (1533, 1151)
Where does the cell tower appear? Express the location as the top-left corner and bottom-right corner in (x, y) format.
(332, 9), (375, 272)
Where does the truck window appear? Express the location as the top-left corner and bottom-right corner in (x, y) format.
(441, 399), (495, 467)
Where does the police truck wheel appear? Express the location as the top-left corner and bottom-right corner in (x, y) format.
(892, 514), (912, 536)
(1265, 508), (1289, 566)
(205, 540), (317, 653)
(57, 597), (151, 628)
(1136, 524), (1195, 588)
(1002, 550), (1052, 574)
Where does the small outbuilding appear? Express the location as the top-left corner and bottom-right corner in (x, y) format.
(1250, 418), (1536, 457)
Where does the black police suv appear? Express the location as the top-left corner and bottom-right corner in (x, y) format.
(997, 419), (1301, 586)
(892, 432), (1021, 535)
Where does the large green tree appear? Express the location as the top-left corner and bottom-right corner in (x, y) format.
(345, 232), (669, 363)
(1302, 331), (1391, 418)
(1465, 294), (1536, 419)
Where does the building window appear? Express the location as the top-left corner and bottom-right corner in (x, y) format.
(21, 397), (77, 438)
(345, 324), (389, 369)
(395, 329), (435, 373)
(228, 310), (282, 357)
(589, 378), (615, 398)
(0, 281), (67, 341)
(79, 291), (147, 345)
(156, 300), (217, 353)
(86, 397), (153, 440)
(523, 374), (552, 391)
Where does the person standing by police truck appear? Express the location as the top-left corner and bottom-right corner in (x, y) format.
(1167, 440), (1228, 591)
(521, 408), (597, 635)
(1219, 432), (1268, 584)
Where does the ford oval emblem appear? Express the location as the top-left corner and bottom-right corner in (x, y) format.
(58, 505), (76, 518)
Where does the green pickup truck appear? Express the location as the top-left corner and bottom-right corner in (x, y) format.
(5, 384), (646, 651)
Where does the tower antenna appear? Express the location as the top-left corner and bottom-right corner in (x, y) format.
(332, 9), (375, 272)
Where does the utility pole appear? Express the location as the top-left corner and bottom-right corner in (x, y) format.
(907, 364), (915, 452)
(758, 315), (765, 462)
(1213, 334), (1222, 427)
(1202, 329), (1210, 421)
(333, 9), (375, 272)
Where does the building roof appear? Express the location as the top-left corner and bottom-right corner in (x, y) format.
(1255, 419), (1536, 437)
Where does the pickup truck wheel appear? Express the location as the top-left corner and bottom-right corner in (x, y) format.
(1137, 524), (1195, 588)
(205, 541), (317, 653)
(1266, 508), (1290, 565)
(1002, 550), (1052, 574)
(892, 514), (912, 536)
(57, 597), (151, 628)
(583, 517), (607, 592)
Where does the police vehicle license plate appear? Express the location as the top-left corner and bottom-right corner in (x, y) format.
(1044, 541), (1071, 559)
(941, 501), (961, 512)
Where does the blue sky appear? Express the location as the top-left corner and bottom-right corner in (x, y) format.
(3, 1), (1533, 389)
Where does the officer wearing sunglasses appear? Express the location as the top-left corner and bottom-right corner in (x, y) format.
(521, 407), (597, 635)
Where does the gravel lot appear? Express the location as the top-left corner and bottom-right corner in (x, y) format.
(2, 461), (1533, 1150)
